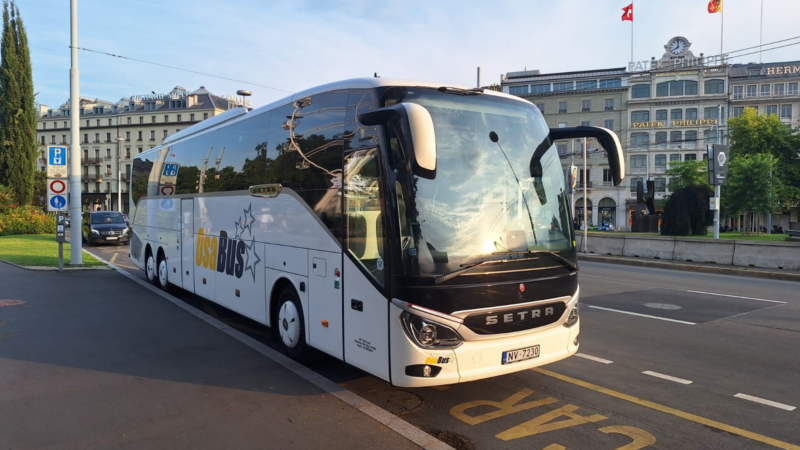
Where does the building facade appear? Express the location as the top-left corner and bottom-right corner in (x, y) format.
(500, 68), (630, 230)
(36, 86), (238, 212)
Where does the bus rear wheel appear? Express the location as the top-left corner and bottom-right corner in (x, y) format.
(276, 286), (308, 359)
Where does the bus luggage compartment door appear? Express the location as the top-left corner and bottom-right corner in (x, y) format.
(307, 250), (343, 360)
(180, 198), (194, 293)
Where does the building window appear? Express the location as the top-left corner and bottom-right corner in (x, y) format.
(96, 119), (100, 126)
(577, 80), (597, 90)
(94, 133), (99, 142)
(536, 103), (544, 113)
(746, 85), (757, 97)
(138, 147), (143, 154)
(670, 109), (683, 120)
(83, 133), (88, 143)
(670, 153), (681, 162)
(125, 148), (130, 158)
(704, 107), (722, 119)
(631, 132), (649, 145)
(631, 84), (650, 98)
(774, 83), (784, 96)
(654, 177), (666, 193)
(127, 117), (131, 125)
(163, 130), (168, 139)
(686, 108), (698, 120)
(703, 128), (718, 142)
(670, 131), (682, 142)
(685, 130), (697, 143)
(789, 83), (799, 95)
(530, 84), (550, 94)
(604, 99), (614, 110)
(655, 154), (667, 167)
(631, 110), (649, 122)
(553, 82), (573, 92)
(581, 100), (591, 111)
(599, 78), (622, 88)
(760, 84), (771, 96)
(40, 136), (45, 145)
(704, 79), (725, 94)
(177, 114), (182, 122)
(137, 131), (142, 141)
(656, 109), (667, 120)
(629, 177), (643, 193)
(781, 105), (793, 119)
(106, 132), (111, 142)
(203, 113), (208, 120)
(685, 153), (697, 161)
(509, 85), (528, 95)
(557, 143), (567, 157)
(656, 80), (697, 97)
(602, 169), (613, 182)
(631, 155), (647, 168)
(125, 131), (130, 141)
(733, 106), (744, 117)
(558, 122), (567, 128)
(151, 116), (156, 123)
(106, 148), (111, 159)
(766, 105), (778, 116)
(50, 135), (56, 144)
(580, 120), (590, 127)
(190, 113), (195, 121)
(733, 86), (744, 99)
(150, 130), (155, 140)
(164, 115), (169, 122)
(139, 117), (144, 124)
(558, 101), (567, 113)
(108, 119), (112, 126)
(604, 119), (613, 129)
(655, 132), (667, 144)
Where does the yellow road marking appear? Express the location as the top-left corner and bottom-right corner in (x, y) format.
(533, 368), (800, 450)
(110, 253), (118, 264)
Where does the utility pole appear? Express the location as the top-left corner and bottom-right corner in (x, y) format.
(582, 137), (588, 253)
(713, 104), (721, 239)
(476, 67), (481, 89)
(69, 0), (83, 265)
(766, 153), (772, 233)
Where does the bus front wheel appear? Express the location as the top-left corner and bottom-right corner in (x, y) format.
(276, 286), (308, 359)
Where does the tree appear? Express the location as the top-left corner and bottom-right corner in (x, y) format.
(0, 1), (35, 205)
(727, 108), (800, 208)
(722, 153), (782, 218)
(664, 159), (709, 192)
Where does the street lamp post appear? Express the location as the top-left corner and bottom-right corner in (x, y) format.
(116, 136), (125, 212)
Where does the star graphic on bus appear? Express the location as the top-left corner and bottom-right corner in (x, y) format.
(234, 218), (243, 239)
(244, 236), (261, 281)
(241, 204), (256, 237)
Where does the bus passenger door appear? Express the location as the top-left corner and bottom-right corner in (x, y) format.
(181, 198), (195, 293)
(308, 250), (343, 360)
(342, 148), (390, 382)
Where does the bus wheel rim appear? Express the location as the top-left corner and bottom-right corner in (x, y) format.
(158, 259), (168, 286)
(146, 256), (155, 281)
(278, 301), (300, 349)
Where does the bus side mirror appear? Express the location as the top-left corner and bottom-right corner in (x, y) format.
(548, 126), (626, 186)
(358, 103), (437, 179)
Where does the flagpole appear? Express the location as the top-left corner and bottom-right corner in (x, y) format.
(759, 0), (764, 63)
(630, 1), (634, 62)
(720, 2), (724, 59)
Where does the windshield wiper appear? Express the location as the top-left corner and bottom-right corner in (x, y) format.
(437, 86), (484, 95)
(529, 251), (578, 272)
(432, 253), (540, 285)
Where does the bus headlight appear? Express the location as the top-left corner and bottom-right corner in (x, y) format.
(401, 311), (462, 349)
(563, 286), (579, 328)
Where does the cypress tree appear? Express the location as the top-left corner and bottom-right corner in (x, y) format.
(0, 1), (35, 205)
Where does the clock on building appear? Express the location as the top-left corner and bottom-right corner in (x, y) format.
(665, 37), (691, 56)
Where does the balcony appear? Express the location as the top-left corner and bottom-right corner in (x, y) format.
(83, 157), (103, 165)
(577, 181), (593, 189)
(120, 173), (130, 182)
(85, 173), (104, 182)
(39, 156), (47, 162)
(104, 155), (113, 161)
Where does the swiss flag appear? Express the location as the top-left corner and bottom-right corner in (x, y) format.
(622, 3), (633, 21)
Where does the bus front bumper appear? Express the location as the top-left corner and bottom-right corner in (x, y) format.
(389, 303), (579, 388)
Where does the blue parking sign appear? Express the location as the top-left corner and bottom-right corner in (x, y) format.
(47, 146), (68, 178)
(162, 163), (179, 177)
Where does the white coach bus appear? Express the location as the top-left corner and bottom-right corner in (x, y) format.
(129, 78), (624, 387)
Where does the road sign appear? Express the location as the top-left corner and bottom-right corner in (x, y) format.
(48, 193), (68, 212)
(160, 198), (175, 211)
(160, 162), (180, 185)
(49, 179), (66, 194)
(47, 146), (68, 178)
(160, 185), (175, 196)
(56, 214), (66, 243)
(707, 144), (729, 186)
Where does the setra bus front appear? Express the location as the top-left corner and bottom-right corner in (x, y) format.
(361, 86), (624, 387)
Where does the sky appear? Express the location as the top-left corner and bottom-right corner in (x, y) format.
(22, 0), (800, 110)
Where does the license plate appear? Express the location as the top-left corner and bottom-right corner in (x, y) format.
(502, 345), (540, 365)
(106, 236), (118, 241)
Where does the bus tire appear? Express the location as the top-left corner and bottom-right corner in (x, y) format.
(145, 247), (157, 285)
(155, 250), (172, 293)
(276, 286), (308, 359)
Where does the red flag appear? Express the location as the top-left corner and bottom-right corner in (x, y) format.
(621, 3), (633, 21)
(708, 0), (722, 13)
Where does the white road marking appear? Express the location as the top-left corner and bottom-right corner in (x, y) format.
(575, 353), (614, 364)
(642, 371), (693, 385)
(587, 305), (697, 325)
(110, 253), (118, 264)
(734, 393), (796, 411)
(686, 290), (786, 304)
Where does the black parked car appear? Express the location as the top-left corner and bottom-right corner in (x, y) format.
(82, 211), (130, 245)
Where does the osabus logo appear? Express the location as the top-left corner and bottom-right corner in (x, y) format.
(195, 228), (261, 281)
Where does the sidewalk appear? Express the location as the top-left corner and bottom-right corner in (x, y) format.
(0, 262), (427, 450)
(579, 253), (800, 282)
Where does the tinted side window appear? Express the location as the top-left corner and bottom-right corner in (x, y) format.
(344, 89), (380, 150)
(214, 112), (271, 192)
(191, 130), (220, 193)
(131, 150), (163, 204)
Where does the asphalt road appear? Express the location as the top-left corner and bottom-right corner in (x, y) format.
(84, 242), (800, 450)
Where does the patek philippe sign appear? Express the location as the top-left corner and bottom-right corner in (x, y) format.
(131, 92), (187, 102)
(707, 144), (729, 185)
(632, 119), (719, 128)
(628, 36), (729, 72)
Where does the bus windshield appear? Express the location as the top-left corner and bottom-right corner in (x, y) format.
(387, 88), (574, 278)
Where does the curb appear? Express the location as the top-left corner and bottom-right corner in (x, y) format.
(579, 254), (800, 282)
(84, 249), (454, 450)
(0, 257), (110, 271)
